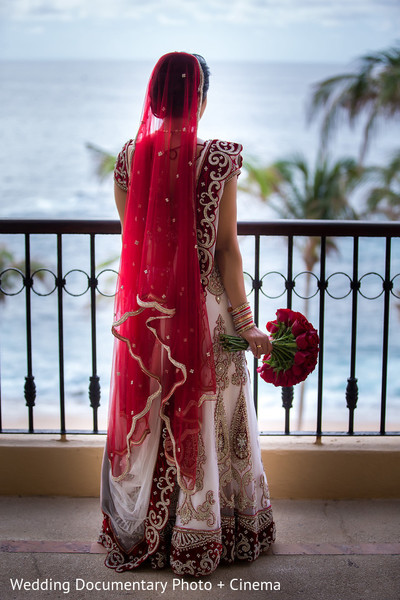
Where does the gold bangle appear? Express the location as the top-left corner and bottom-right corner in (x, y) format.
(230, 301), (250, 316)
(239, 323), (256, 334)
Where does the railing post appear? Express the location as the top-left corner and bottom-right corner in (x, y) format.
(380, 237), (392, 435)
(24, 233), (36, 432)
(346, 236), (359, 434)
(0, 354), (2, 431)
(89, 233), (101, 433)
(56, 233), (66, 436)
(282, 235), (294, 434)
(282, 387), (293, 435)
(253, 234), (261, 416)
(316, 236), (327, 441)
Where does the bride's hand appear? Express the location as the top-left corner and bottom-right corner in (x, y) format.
(240, 326), (272, 359)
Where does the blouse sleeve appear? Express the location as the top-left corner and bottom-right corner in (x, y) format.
(225, 143), (243, 183)
(114, 139), (135, 192)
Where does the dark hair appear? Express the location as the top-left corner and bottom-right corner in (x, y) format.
(150, 53), (210, 118)
(192, 54), (210, 98)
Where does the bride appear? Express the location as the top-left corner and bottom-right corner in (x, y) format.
(99, 51), (275, 577)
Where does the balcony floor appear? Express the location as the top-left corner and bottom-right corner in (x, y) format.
(0, 496), (399, 599)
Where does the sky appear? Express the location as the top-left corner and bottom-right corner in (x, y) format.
(0, 0), (399, 63)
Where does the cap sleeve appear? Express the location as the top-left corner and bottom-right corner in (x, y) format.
(225, 142), (243, 183)
(114, 139), (135, 192)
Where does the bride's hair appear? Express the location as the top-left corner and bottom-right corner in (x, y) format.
(150, 52), (210, 118)
(192, 53), (210, 98)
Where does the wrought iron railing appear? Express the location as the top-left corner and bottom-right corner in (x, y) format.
(0, 219), (399, 437)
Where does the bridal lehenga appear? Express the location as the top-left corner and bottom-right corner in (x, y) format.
(98, 53), (275, 577)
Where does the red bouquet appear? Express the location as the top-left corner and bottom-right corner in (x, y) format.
(220, 308), (319, 387)
(258, 308), (319, 387)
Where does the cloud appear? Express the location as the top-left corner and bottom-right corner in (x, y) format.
(1, 0), (399, 28)
(0, 0), (156, 20)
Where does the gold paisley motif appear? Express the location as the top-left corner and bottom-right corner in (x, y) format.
(215, 396), (230, 465)
(194, 430), (206, 492)
(230, 390), (251, 464)
(231, 349), (248, 386)
(215, 391), (234, 509)
(230, 390), (258, 511)
(232, 468), (257, 511)
(212, 315), (231, 392)
(207, 264), (225, 301)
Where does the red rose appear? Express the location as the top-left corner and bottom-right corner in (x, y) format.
(266, 320), (279, 334)
(291, 316), (311, 337)
(275, 308), (295, 325)
(294, 350), (308, 365)
(257, 363), (274, 384)
(291, 364), (304, 378)
(295, 333), (308, 350)
(296, 331), (318, 350)
(307, 331), (319, 349)
(276, 370), (289, 387)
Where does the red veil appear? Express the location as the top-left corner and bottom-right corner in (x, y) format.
(107, 53), (216, 494)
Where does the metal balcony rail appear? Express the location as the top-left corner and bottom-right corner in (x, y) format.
(0, 219), (399, 438)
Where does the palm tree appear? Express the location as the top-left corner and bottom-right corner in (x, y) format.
(364, 149), (400, 219)
(86, 143), (116, 180)
(240, 159), (282, 202)
(269, 153), (360, 298)
(245, 153), (362, 316)
(241, 153), (363, 429)
(308, 44), (400, 163)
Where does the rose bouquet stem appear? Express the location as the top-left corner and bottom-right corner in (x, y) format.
(220, 333), (297, 373)
(220, 308), (319, 388)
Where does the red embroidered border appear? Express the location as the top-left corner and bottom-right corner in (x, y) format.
(99, 429), (275, 576)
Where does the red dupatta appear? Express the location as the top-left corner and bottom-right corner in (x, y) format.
(107, 53), (216, 494)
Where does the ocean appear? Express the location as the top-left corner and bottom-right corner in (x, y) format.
(0, 59), (399, 433)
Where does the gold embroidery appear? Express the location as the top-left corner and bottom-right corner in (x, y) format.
(194, 430), (206, 491)
(196, 141), (243, 290)
(174, 429), (217, 528)
(213, 315), (231, 392)
(231, 348), (248, 386)
(170, 527), (222, 576)
(230, 390), (257, 511)
(233, 468), (257, 511)
(171, 526), (221, 550)
(235, 508), (276, 560)
(237, 508), (274, 535)
(215, 392), (234, 508)
(231, 390), (251, 465)
(177, 490), (217, 528)
(260, 473), (271, 508)
(220, 515), (236, 564)
(207, 264), (225, 302)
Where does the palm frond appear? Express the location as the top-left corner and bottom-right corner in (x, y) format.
(308, 43), (400, 161)
(86, 143), (117, 180)
(241, 159), (283, 201)
(364, 147), (400, 218)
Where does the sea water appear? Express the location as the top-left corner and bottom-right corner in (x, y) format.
(0, 60), (399, 432)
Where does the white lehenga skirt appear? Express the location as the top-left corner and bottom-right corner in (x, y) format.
(99, 269), (275, 576)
